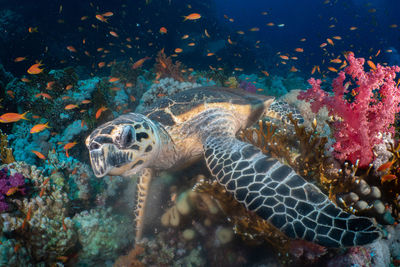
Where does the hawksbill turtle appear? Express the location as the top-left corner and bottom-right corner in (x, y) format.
(85, 86), (382, 247)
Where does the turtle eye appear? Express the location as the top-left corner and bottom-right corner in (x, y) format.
(120, 125), (135, 148)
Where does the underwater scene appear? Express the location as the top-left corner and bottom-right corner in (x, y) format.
(1, 0), (400, 266)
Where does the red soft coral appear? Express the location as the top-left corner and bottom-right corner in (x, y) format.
(298, 52), (400, 167)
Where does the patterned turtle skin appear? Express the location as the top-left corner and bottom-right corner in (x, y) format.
(86, 86), (382, 247)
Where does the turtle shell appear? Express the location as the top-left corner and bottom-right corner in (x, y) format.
(140, 86), (273, 127)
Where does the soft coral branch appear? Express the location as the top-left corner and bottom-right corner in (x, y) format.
(298, 52), (400, 167)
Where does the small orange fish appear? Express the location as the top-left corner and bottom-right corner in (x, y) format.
(0, 111), (29, 123)
(181, 34), (189, 39)
(62, 96), (71, 100)
(204, 29), (210, 38)
(349, 26), (358, 30)
(328, 66), (338, 72)
(289, 66), (298, 72)
(98, 62), (106, 68)
(6, 187), (19, 196)
(57, 256), (69, 263)
(95, 14), (108, 23)
(332, 36), (342, 40)
(266, 22), (274, 26)
(14, 243), (21, 253)
(109, 77), (120, 82)
(65, 84), (73, 90)
(249, 27), (259, 32)
(109, 31), (119, 37)
(236, 31), (245, 35)
(326, 38), (334, 46)
(62, 218), (67, 231)
(28, 27), (38, 33)
(81, 16), (88, 20)
(320, 43), (327, 48)
(375, 50), (381, 57)
(102, 12), (114, 17)
(81, 99), (91, 104)
(183, 13), (201, 21)
(381, 174), (397, 183)
(187, 42), (196, 46)
(14, 57), (26, 62)
(279, 55), (289, 60)
(66, 46), (77, 53)
(27, 62), (44, 74)
(377, 161), (394, 171)
(81, 120), (87, 128)
(46, 81), (55, 90)
(206, 52), (214, 56)
(159, 27), (167, 34)
(26, 206), (32, 221)
(175, 48), (183, 53)
(130, 95), (136, 102)
(125, 82), (133, 87)
(43, 177), (50, 186)
(30, 122), (50, 134)
(35, 93), (52, 100)
(39, 187), (45, 197)
(261, 70), (269, 77)
(294, 48), (304, 52)
(95, 106), (108, 119)
(31, 150), (46, 160)
(367, 60), (377, 71)
(21, 78), (31, 83)
(311, 65), (317, 75)
(132, 57), (150, 69)
(65, 104), (78, 110)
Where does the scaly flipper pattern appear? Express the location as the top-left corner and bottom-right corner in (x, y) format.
(203, 135), (382, 247)
(134, 168), (153, 244)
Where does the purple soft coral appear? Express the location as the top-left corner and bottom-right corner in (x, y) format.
(239, 81), (257, 93)
(0, 167), (26, 212)
(298, 52), (400, 167)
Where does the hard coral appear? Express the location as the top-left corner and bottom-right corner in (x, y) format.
(298, 52), (400, 167)
(154, 49), (185, 82)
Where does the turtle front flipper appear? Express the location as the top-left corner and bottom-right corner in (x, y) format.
(134, 168), (153, 244)
(203, 136), (382, 247)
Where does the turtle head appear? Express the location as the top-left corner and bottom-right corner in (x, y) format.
(86, 113), (161, 177)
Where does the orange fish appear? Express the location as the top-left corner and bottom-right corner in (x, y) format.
(332, 36), (342, 40)
(102, 12), (114, 17)
(14, 243), (21, 253)
(62, 218), (67, 231)
(311, 65), (317, 75)
(206, 52), (214, 56)
(35, 93), (52, 100)
(81, 99), (91, 104)
(266, 22), (274, 26)
(27, 62), (44, 74)
(330, 58), (342, 64)
(98, 62), (106, 68)
(130, 95), (136, 102)
(65, 104), (78, 110)
(65, 84), (73, 90)
(204, 29), (210, 38)
(30, 122), (50, 134)
(187, 43), (196, 46)
(328, 66), (338, 72)
(132, 57), (150, 69)
(377, 161), (394, 171)
(175, 48), (183, 53)
(46, 81), (55, 90)
(181, 34), (189, 39)
(81, 16), (88, 20)
(64, 141), (77, 150)
(66, 46), (77, 53)
(159, 27), (167, 34)
(95, 14), (108, 23)
(31, 150), (46, 160)
(367, 60), (377, 71)
(43, 177), (50, 186)
(6, 187), (19, 196)
(261, 70), (269, 77)
(279, 55), (289, 60)
(0, 111), (29, 123)
(28, 27), (38, 33)
(294, 48), (304, 52)
(381, 174), (397, 183)
(14, 57), (26, 62)
(249, 27), (260, 32)
(183, 13), (201, 21)
(109, 77), (120, 82)
(290, 66), (298, 72)
(320, 43), (327, 48)
(96, 106), (108, 119)
(326, 38), (334, 46)
(21, 78), (31, 83)
(109, 31), (119, 37)
(349, 26), (358, 30)
(39, 187), (45, 197)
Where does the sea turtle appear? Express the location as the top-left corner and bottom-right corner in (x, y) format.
(85, 86), (382, 247)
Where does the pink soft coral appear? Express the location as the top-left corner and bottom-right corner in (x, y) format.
(298, 52), (400, 167)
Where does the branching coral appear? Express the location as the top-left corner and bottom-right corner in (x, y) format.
(154, 49), (185, 82)
(298, 52), (400, 167)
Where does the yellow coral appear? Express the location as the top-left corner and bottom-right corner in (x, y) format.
(0, 129), (14, 164)
(225, 76), (239, 88)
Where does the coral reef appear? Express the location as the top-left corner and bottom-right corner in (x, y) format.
(0, 161), (77, 265)
(0, 167), (26, 212)
(154, 49), (185, 82)
(298, 52), (400, 167)
(73, 207), (134, 265)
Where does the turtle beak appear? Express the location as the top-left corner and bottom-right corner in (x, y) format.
(89, 148), (110, 178)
